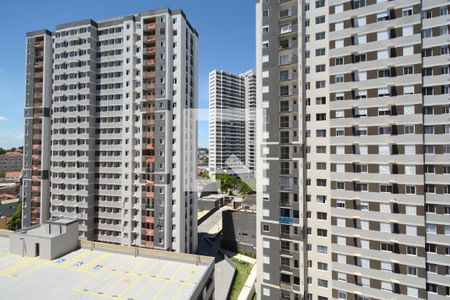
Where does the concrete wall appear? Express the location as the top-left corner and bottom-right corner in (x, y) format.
(221, 210), (256, 255)
(9, 232), (53, 259)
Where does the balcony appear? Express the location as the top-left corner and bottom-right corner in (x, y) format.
(145, 119), (156, 126)
(145, 35), (156, 43)
(144, 216), (154, 223)
(34, 62), (43, 68)
(32, 154), (41, 160)
(146, 156), (155, 163)
(144, 47), (156, 55)
(145, 107), (156, 114)
(146, 95), (155, 101)
(35, 42), (43, 49)
(143, 83), (156, 90)
(31, 186), (40, 192)
(33, 93), (42, 99)
(34, 72), (43, 79)
(34, 83), (43, 89)
(145, 191), (154, 198)
(146, 143), (154, 150)
(145, 23), (156, 31)
(144, 241), (154, 248)
(31, 197), (40, 205)
(279, 216), (293, 225)
(146, 179), (155, 186)
(279, 282), (292, 290)
(32, 144), (40, 150)
(146, 131), (155, 138)
(143, 70), (156, 77)
(143, 228), (154, 236)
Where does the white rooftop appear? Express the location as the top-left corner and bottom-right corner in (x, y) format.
(0, 236), (212, 300)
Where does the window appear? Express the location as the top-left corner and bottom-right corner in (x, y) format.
(335, 21), (344, 31)
(405, 125), (415, 134)
(263, 10), (269, 17)
(404, 45), (414, 56)
(316, 64), (326, 72)
(377, 50), (389, 59)
(403, 26), (414, 36)
(407, 246), (417, 255)
(335, 39), (344, 48)
(316, 48), (326, 56)
(422, 28), (432, 38)
(407, 266), (417, 276)
(404, 85), (414, 95)
(316, 32), (325, 40)
(377, 30), (389, 40)
(404, 66), (414, 75)
(377, 11), (389, 21)
(315, 0), (325, 8)
(352, 0), (365, 9)
(426, 224), (437, 234)
(402, 7), (413, 16)
(335, 4), (343, 13)
(316, 15), (325, 24)
(354, 53), (366, 63)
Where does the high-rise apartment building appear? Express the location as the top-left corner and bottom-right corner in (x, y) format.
(22, 8), (198, 253)
(256, 0), (449, 299)
(208, 70), (256, 176)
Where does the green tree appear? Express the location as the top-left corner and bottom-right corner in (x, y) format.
(7, 200), (22, 231)
(216, 173), (239, 194)
(238, 181), (254, 196)
(0, 148), (6, 155)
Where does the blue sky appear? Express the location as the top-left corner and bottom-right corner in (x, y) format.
(0, 0), (255, 148)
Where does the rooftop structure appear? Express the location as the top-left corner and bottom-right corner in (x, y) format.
(0, 220), (214, 300)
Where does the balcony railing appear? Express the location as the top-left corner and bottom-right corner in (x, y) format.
(146, 156), (155, 163)
(143, 228), (154, 236)
(145, 191), (154, 198)
(146, 131), (155, 138)
(144, 241), (154, 248)
(145, 23), (156, 30)
(144, 216), (154, 223)
(146, 179), (155, 186)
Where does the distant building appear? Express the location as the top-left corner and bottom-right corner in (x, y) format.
(0, 151), (22, 173)
(0, 194), (19, 217)
(208, 70), (256, 177)
(4, 171), (21, 182)
(221, 195), (256, 255)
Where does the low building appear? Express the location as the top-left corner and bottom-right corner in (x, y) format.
(0, 182), (20, 195)
(221, 196), (256, 256)
(4, 171), (21, 182)
(0, 195), (19, 217)
(0, 151), (22, 173)
(1, 217), (215, 300)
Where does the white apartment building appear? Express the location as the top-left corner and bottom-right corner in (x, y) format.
(208, 70), (256, 177)
(22, 8), (198, 253)
(256, 0), (450, 300)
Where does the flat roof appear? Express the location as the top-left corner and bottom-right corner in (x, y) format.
(0, 236), (212, 300)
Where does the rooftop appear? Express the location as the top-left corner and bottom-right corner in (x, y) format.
(0, 236), (213, 300)
(4, 172), (21, 177)
(1, 152), (22, 157)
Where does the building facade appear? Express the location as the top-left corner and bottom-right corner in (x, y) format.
(0, 152), (23, 173)
(256, 0), (450, 300)
(22, 8), (198, 253)
(208, 70), (256, 177)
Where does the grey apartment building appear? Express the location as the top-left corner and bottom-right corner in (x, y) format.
(0, 152), (23, 173)
(256, 0), (450, 300)
(208, 70), (256, 177)
(22, 8), (198, 253)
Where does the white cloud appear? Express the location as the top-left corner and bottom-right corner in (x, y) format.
(0, 116), (8, 121)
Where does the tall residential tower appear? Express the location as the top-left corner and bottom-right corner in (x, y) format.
(23, 8), (198, 253)
(208, 70), (256, 177)
(256, 0), (449, 299)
